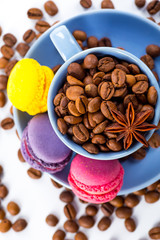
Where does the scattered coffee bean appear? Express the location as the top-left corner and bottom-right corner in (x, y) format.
(148, 132), (160, 148)
(0, 208), (5, 220)
(149, 227), (160, 239)
(5, 59), (18, 76)
(97, 216), (111, 231)
(23, 29), (36, 43)
(7, 201), (20, 216)
(0, 165), (3, 175)
(115, 206), (132, 219)
(0, 219), (12, 233)
(52, 229), (66, 240)
(147, 0), (160, 14)
(87, 36), (98, 48)
(109, 196), (124, 207)
(101, 202), (114, 217)
(60, 190), (74, 203)
(64, 203), (76, 220)
(101, 0), (115, 9)
(0, 57), (8, 69)
(16, 42), (30, 57)
(124, 194), (140, 208)
(18, 149), (25, 162)
(0, 26), (2, 36)
(46, 214), (59, 226)
(63, 220), (79, 233)
(3, 33), (17, 47)
(12, 219), (27, 232)
(44, 1), (58, 16)
(152, 70), (159, 81)
(146, 44), (160, 58)
(27, 8), (43, 19)
(144, 190), (159, 203)
(133, 188), (146, 195)
(84, 54), (98, 69)
(27, 168), (42, 179)
(131, 147), (146, 160)
(0, 91), (6, 107)
(147, 16), (156, 22)
(85, 204), (98, 216)
(50, 178), (62, 188)
(1, 45), (14, 59)
(1, 117), (14, 130)
(80, 0), (92, 8)
(35, 20), (51, 33)
(78, 215), (95, 228)
(52, 64), (62, 74)
(140, 54), (154, 70)
(125, 218), (136, 232)
(98, 37), (112, 47)
(135, 0), (146, 7)
(75, 231), (88, 240)
(73, 30), (87, 42)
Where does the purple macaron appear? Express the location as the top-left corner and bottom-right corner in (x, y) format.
(21, 113), (72, 173)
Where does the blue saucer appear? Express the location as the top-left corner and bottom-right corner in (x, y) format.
(14, 10), (160, 194)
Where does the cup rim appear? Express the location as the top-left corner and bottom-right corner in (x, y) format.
(47, 47), (160, 160)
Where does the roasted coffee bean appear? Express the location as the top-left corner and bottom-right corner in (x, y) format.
(85, 83), (98, 97)
(64, 220), (79, 233)
(68, 101), (81, 116)
(157, 183), (160, 193)
(116, 64), (130, 74)
(83, 76), (93, 85)
(78, 215), (95, 228)
(0, 91), (6, 107)
(101, 101), (115, 120)
(99, 145), (109, 151)
(57, 118), (68, 134)
(91, 134), (105, 144)
(125, 218), (136, 232)
(101, 202), (114, 217)
(60, 191), (74, 203)
(3, 33), (17, 47)
(54, 93), (65, 106)
(72, 136), (84, 144)
(140, 54), (154, 70)
(89, 68), (97, 76)
(44, 1), (58, 16)
(99, 81), (115, 100)
(18, 149), (25, 162)
(135, 0), (146, 8)
(80, 0), (92, 8)
(35, 20), (50, 33)
(51, 179), (62, 188)
(152, 70), (159, 81)
(0, 209), (5, 220)
(82, 142), (99, 154)
(93, 120), (108, 134)
(149, 227), (160, 239)
(113, 85), (127, 98)
(68, 62), (85, 80)
(146, 44), (160, 58)
(27, 8), (43, 19)
(36, 33), (42, 39)
(123, 94), (138, 109)
(0, 219), (12, 233)
(27, 168), (42, 179)
(87, 36), (98, 48)
(135, 73), (148, 81)
(75, 96), (88, 114)
(84, 54), (98, 69)
(128, 64), (140, 74)
(1, 117), (14, 130)
(111, 69), (126, 87)
(115, 206), (132, 219)
(147, 0), (160, 14)
(101, 0), (114, 8)
(12, 219), (27, 232)
(0, 165), (3, 175)
(85, 205), (98, 216)
(124, 194), (140, 208)
(73, 30), (87, 41)
(64, 116), (82, 125)
(46, 214), (59, 226)
(98, 37), (112, 47)
(0, 75), (8, 90)
(97, 217), (111, 231)
(133, 188), (146, 195)
(67, 75), (84, 87)
(147, 86), (157, 105)
(0, 185), (8, 198)
(131, 147), (146, 160)
(66, 86), (84, 101)
(60, 96), (69, 109)
(93, 72), (105, 85)
(73, 124), (89, 142)
(0, 26), (2, 36)
(144, 191), (159, 203)
(1, 45), (14, 59)
(52, 64), (62, 74)
(109, 196), (124, 207)
(88, 97), (101, 113)
(64, 203), (76, 220)
(16, 43), (30, 57)
(5, 59), (18, 76)
(0, 57), (8, 69)
(147, 181), (160, 191)
(148, 132), (160, 148)
(132, 81), (148, 94)
(75, 231), (88, 240)
(90, 111), (104, 125)
(126, 75), (136, 87)
(7, 201), (20, 216)
(98, 57), (115, 72)
(147, 16), (156, 22)
(23, 29), (36, 43)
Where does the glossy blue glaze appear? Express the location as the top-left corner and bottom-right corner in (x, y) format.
(13, 10), (160, 193)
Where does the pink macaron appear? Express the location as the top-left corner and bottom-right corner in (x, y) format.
(68, 155), (124, 204)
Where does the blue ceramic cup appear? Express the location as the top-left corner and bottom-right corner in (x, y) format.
(48, 25), (160, 160)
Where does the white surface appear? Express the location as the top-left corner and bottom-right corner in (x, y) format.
(0, 0), (160, 239)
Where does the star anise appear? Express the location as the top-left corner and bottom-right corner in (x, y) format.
(105, 102), (157, 150)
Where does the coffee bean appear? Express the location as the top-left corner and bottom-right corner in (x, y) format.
(57, 118), (68, 135)
(92, 120), (108, 134)
(98, 37), (112, 47)
(101, 101), (116, 120)
(133, 188), (146, 195)
(18, 149), (25, 162)
(53, 229), (66, 240)
(92, 72), (105, 85)
(1, 117), (14, 130)
(144, 190), (159, 203)
(73, 124), (89, 142)
(87, 36), (98, 48)
(125, 218), (136, 232)
(5, 59), (18, 76)
(85, 205), (98, 216)
(52, 64), (62, 74)
(0, 219), (12, 233)
(98, 57), (115, 72)
(75, 231), (88, 240)
(75, 96), (88, 114)
(84, 54), (98, 69)
(82, 142), (99, 154)
(152, 70), (159, 82)
(88, 97), (101, 113)
(132, 81), (149, 94)
(66, 86), (84, 101)
(51, 179), (62, 188)
(0, 208), (5, 220)
(27, 8), (43, 19)
(140, 54), (154, 70)
(64, 116), (82, 125)
(85, 83), (98, 98)
(1, 45), (14, 59)
(107, 139), (122, 151)
(146, 44), (160, 58)
(27, 168), (42, 179)
(80, 0), (92, 8)
(0, 26), (2, 36)
(3, 33), (17, 47)
(147, 0), (160, 14)
(109, 196), (124, 207)
(115, 206), (132, 219)
(60, 191), (74, 203)
(36, 33), (43, 39)
(46, 214), (59, 226)
(0, 75), (8, 90)
(101, 202), (114, 217)
(54, 93), (65, 106)
(64, 220), (79, 233)
(147, 181), (160, 191)
(147, 16), (156, 22)
(92, 134), (106, 144)
(7, 201), (20, 216)
(149, 227), (160, 239)
(99, 81), (115, 100)
(12, 219), (27, 232)
(128, 64), (140, 74)
(0, 165), (3, 175)
(0, 91), (6, 107)
(147, 86), (157, 105)
(148, 132), (160, 148)
(111, 69), (126, 88)
(126, 75), (136, 87)
(68, 62), (85, 80)
(116, 63), (130, 74)
(131, 147), (146, 160)
(64, 203), (76, 220)
(101, 0), (115, 9)
(124, 194), (140, 208)
(123, 94), (138, 109)
(16, 42), (30, 57)
(73, 30), (87, 42)
(157, 183), (160, 193)
(78, 215), (95, 228)
(44, 1), (58, 16)
(35, 20), (50, 33)
(23, 29), (36, 43)
(67, 75), (84, 87)
(0, 57), (8, 69)
(135, 0), (146, 8)
(97, 217), (111, 231)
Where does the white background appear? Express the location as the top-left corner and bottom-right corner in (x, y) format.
(0, 0), (160, 239)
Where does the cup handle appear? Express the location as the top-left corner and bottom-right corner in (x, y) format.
(50, 25), (82, 62)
